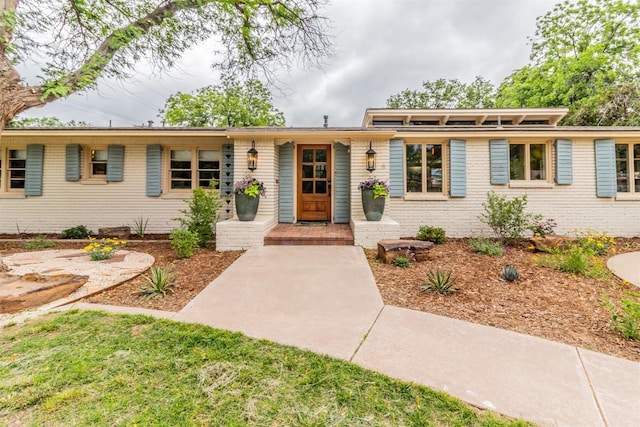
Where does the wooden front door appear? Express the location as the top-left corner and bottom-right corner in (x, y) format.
(297, 145), (331, 221)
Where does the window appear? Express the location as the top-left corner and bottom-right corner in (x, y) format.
(509, 143), (547, 180)
(0, 148), (27, 192)
(616, 143), (640, 193)
(90, 149), (108, 177)
(169, 149), (220, 190)
(406, 143), (443, 194)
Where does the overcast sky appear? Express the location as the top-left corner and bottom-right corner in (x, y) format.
(18, 0), (562, 128)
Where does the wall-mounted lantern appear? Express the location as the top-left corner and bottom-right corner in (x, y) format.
(247, 140), (258, 171)
(366, 141), (376, 172)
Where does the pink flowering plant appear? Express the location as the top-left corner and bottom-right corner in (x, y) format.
(233, 176), (266, 198)
(531, 217), (557, 237)
(358, 177), (390, 199)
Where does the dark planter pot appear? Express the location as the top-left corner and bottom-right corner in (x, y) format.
(235, 194), (260, 221)
(361, 189), (385, 221)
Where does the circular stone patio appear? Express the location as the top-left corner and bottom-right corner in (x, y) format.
(0, 249), (154, 321)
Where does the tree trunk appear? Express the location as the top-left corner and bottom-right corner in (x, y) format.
(0, 56), (46, 130)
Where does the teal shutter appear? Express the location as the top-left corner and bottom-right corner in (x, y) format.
(555, 139), (573, 184)
(25, 144), (44, 196)
(333, 142), (350, 223)
(389, 139), (404, 197)
(278, 142), (294, 223)
(106, 145), (124, 182)
(490, 139), (509, 184)
(146, 145), (162, 196)
(595, 139), (616, 197)
(448, 139), (466, 197)
(65, 144), (81, 181)
(221, 144), (235, 219)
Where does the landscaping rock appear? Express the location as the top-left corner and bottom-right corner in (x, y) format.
(98, 226), (131, 239)
(0, 273), (88, 314)
(377, 239), (435, 264)
(530, 235), (576, 253)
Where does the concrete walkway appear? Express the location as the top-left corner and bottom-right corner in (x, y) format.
(607, 251), (640, 287)
(64, 247), (639, 426)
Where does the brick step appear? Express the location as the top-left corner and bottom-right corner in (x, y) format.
(264, 223), (354, 246)
(264, 237), (354, 246)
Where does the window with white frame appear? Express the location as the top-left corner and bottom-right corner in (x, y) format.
(405, 143), (443, 194)
(169, 148), (220, 190)
(0, 148), (27, 191)
(90, 148), (108, 177)
(616, 143), (640, 193)
(509, 142), (548, 181)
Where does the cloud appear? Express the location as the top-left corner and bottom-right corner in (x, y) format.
(17, 0), (560, 128)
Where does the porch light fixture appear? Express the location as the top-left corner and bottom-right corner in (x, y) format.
(247, 140), (258, 171)
(366, 141), (376, 172)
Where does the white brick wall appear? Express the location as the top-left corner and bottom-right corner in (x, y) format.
(0, 135), (230, 234)
(386, 138), (640, 238)
(216, 215), (278, 250)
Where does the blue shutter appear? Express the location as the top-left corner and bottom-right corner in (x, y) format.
(449, 139), (466, 197)
(221, 144), (235, 219)
(595, 139), (616, 197)
(490, 139), (509, 184)
(333, 142), (350, 223)
(24, 144), (44, 196)
(106, 145), (124, 182)
(65, 144), (81, 181)
(278, 142), (294, 223)
(555, 139), (573, 184)
(146, 145), (162, 196)
(389, 139), (404, 197)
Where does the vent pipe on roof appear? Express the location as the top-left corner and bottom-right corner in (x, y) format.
(323, 115), (328, 128)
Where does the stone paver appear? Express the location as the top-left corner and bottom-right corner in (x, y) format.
(352, 305), (606, 427)
(175, 246), (383, 360)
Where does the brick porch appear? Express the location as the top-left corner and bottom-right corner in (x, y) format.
(264, 223), (354, 246)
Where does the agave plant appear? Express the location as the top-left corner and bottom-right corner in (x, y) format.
(420, 269), (458, 295)
(139, 266), (176, 298)
(502, 265), (520, 282)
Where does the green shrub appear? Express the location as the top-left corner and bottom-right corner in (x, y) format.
(173, 185), (222, 248)
(170, 229), (200, 258)
(602, 291), (640, 340)
(140, 266), (176, 298)
(534, 245), (610, 279)
(470, 237), (504, 256)
(420, 269), (458, 295)
(24, 235), (56, 250)
(392, 256), (412, 268)
(501, 265), (520, 282)
(61, 225), (92, 239)
(560, 245), (590, 274)
(416, 226), (446, 244)
(478, 191), (538, 242)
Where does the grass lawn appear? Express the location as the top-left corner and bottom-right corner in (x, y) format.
(1, 310), (532, 426)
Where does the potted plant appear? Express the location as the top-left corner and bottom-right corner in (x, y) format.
(358, 177), (389, 221)
(233, 176), (266, 221)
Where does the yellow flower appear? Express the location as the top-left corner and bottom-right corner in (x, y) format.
(611, 248), (616, 253)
